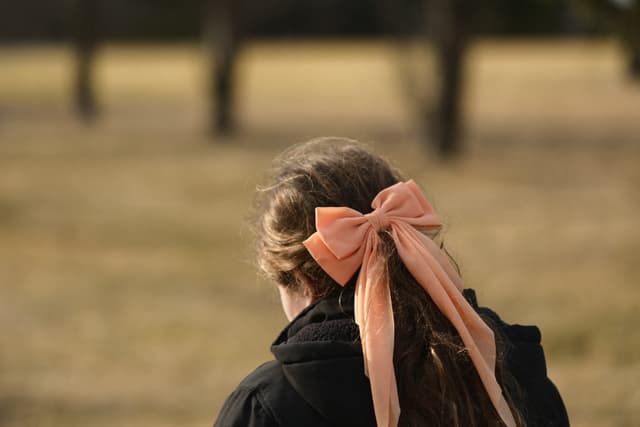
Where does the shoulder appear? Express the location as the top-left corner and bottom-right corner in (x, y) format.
(475, 303), (549, 384)
(464, 290), (545, 366)
(498, 320), (569, 427)
(214, 361), (328, 427)
(235, 360), (286, 392)
(214, 361), (282, 427)
(469, 296), (570, 427)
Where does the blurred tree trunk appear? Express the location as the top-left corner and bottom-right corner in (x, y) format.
(579, 0), (640, 81)
(204, 0), (238, 135)
(73, 0), (98, 120)
(624, 2), (640, 80)
(629, 48), (640, 79)
(427, 0), (470, 157)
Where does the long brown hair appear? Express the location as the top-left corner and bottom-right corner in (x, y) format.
(255, 137), (524, 427)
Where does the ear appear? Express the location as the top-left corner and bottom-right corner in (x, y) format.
(292, 270), (316, 299)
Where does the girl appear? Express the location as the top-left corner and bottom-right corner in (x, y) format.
(214, 137), (569, 427)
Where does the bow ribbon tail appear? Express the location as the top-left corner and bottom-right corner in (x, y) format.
(392, 223), (517, 427)
(354, 231), (401, 427)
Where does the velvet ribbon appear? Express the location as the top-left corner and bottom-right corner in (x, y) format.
(303, 180), (516, 427)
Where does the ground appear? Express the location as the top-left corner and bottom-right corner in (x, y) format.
(0, 39), (639, 426)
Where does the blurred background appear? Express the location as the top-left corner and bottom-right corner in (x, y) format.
(0, 1), (639, 426)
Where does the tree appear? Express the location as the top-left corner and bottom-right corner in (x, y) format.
(203, 0), (238, 134)
(578, 0), (640, 80)
(73, 0), (99, 120)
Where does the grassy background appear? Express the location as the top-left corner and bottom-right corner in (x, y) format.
(0, 40), (639, 426)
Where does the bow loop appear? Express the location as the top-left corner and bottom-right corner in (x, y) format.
(370, 180), (440, 228)
(315, 207), (370, 259)
(310, 207), (371, 285)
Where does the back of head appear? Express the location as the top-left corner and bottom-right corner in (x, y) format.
(256, 136), (403, 299)
(255, 137), (522, 427)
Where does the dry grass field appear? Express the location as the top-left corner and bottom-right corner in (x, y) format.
(0, 40), (639, 426)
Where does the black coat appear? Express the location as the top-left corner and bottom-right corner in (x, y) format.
(213, 290), (569, 427)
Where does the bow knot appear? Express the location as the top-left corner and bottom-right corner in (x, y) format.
(365, 210), (389, 231)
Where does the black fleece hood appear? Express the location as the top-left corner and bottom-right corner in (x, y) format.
(270, 293), (376, 427)
(214, 290), (569, 427)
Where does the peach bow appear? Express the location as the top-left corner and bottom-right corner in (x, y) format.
(303, 180), (516, 427)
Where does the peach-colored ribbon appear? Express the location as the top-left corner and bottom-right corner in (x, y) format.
(303, 180), (516, 427)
